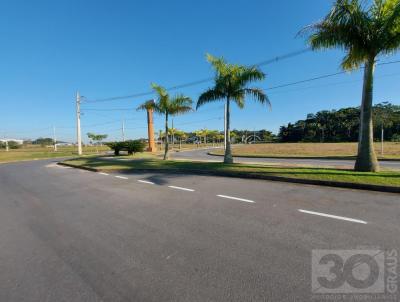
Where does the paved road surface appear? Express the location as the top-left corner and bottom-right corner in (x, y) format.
(0, 159), (399, 301)
(172, 148), (400, 170)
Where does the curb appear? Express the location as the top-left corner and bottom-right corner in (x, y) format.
(58, 162), (400, 194)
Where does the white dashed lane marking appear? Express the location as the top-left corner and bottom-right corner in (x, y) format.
(217, 195), (255, 204)
(168, 186), (195, 192)
(298, 209), (367, 224)
(99, 172), (109, 176)
(138, 180), (155, 185)
(115, 176), (128, 180)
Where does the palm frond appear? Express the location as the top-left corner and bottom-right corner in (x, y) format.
(231, 92), (245, 109)
(136, 99), (156, 111)
(197, 88), (225, 109)
(206, 54), (227, 76)
(237, 67), (265, 87)
(151, 83), (168, 97)
(301, 0), (377, 69)
(169, 94), (193, 115)
(243, 88), (271, 109)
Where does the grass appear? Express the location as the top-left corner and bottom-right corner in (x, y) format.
(209, 142), (400, 159)
(0, 145), (111, 163)
(63, 156), (400, 188)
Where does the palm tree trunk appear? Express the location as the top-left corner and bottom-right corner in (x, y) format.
(354, 57), (379, 172)
(164, 113), (169, 160)
(224, 97), (234, 164)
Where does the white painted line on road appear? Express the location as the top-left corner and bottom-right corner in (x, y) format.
(115, 176), (128, 180)
(138, 180), (155, 185)
(298, 209), (367, 224)
(168, 186), (195, 192)
(217, 195), (255, 203)
(99, 172), (109, 176)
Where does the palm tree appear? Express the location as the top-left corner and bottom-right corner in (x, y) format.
(301, 0), (400, 172)
(197, 54), (270, 163)
(138, 84), (192, 160)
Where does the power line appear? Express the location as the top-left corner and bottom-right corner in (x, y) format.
(84, 48), (311, 103)
(83, 57), (400, 106)
(265, 59), (400, 91)
(267, 71), (400, 95)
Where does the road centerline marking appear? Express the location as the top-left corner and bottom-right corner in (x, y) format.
(168, 186), (195, 192)
(115, 176), (128, 180)
(138, 180), (155, 185)
(99, 172), (109, 176)
(217, 195), (255, 203)
(298, 209), (367, 224)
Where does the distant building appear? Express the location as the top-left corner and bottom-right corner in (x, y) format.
(56, 142), (73, 146)
(0, 139), (24, 145)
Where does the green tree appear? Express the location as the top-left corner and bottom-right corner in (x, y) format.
(138, 84), (192, 160)
(197, 54), (270, 163)
(302, 0), (400, 171)
(87, 132), (108, 153)
(105, 141), (125, 156)
(125, 140), (145, 155)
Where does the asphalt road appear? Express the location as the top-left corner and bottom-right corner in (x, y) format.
(172, 148), (400, 170)
(0, 159), (399, 302)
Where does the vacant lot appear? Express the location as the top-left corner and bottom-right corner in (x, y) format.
(210, 142), (400, 159)
(0, 145), (110, 163)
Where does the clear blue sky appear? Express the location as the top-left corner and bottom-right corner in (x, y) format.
(1, 0), (400, 142)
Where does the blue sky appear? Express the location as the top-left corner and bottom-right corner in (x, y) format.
(1, 0), (400, 142)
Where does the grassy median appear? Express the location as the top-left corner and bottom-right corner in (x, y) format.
(0, 145), (112, 163)
(63, 156), (400, 188)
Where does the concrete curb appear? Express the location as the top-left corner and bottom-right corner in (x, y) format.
(58, 162), (400, 194)
(207, 152), (400, 162)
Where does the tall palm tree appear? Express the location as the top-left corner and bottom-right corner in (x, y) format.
(138, 84), (192, 160)
(197, 54), (270, 163)
(302, 0), (400, 172)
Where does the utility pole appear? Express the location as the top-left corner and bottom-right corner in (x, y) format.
(224, 102), (227, 150)
(381, 124), (384, 156)
(253, 128), (256, 144)
(5, 140), (8, 152)
(53, 126), (57, 152)
(76, 91), (82, 155)
(122, 118), (125, 142)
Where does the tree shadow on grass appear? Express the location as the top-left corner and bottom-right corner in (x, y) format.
(70, 157), (400, 180)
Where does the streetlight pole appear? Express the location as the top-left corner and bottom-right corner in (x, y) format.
(53, 125), (57, 152)
(76, 91), (82, 155)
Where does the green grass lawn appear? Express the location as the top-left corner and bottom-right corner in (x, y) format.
(63, 156), (400, 188)
(0, 145), (111, 163)
(209, 142), (400, 160)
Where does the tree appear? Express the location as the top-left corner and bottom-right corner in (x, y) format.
(302, 0), (400, 172)
(87, 133), (108, 153)
(33, 137), (54, 146)
(197, 54), (270, 163)
(105, 141), (125, 156)
(137, 84), (192, 160)
(125, 140), (145, 155)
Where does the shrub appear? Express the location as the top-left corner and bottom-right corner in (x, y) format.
(124, 140), (145, 155)
(392, 134), (400, 142)
(0, 142), (5, 149)
(105, 142), (125, 156)
(8, 141), (21, 149)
